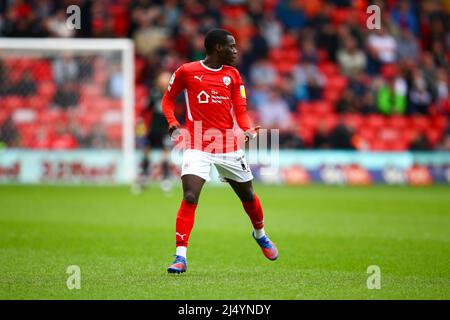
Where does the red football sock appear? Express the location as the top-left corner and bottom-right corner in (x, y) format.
(242, 194), (265, 230)
(175, 200), (198, 247)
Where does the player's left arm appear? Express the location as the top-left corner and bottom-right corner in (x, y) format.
(232, 71), (260, 140)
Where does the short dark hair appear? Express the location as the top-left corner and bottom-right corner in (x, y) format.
(204, 29), (233, 54)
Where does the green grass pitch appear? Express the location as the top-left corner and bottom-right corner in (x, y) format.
(0, 184), (449, 299)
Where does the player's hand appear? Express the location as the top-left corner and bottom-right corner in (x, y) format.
(244, 125), (261, 142)
(168, 123), (181, 141)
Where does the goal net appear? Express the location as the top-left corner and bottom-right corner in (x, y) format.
(0, 38), (135, 184)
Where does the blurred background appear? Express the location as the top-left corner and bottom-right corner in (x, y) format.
(0, 0), (449, 185)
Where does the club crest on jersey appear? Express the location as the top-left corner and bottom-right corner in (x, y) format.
(223, 76), (231, 87)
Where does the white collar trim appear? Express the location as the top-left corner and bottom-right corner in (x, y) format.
(200, 60), (223, 71)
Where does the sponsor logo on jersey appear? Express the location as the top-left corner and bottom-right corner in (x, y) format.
(197, 90), (210, 103)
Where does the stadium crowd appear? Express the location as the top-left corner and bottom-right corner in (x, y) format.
(0, 0), (449, 151)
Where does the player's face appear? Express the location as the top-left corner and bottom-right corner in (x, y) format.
(219, 35), (238, 65)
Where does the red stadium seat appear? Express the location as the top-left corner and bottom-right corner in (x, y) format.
(318, 62), (340, 77)
(323, 88), (341, 104)
(431, 115), (448, 131)
(31, 60), (53, 81)
(319, 114), (339, 132)
(411, 115), (430, 131)
(280, 34), (297, 49)
(341, 113), (363, 130)
(298, 127), (315, 146)
(425, 128), (443, 146)
(314, 101), (334, 115)
(38, 82), (57, 100)
(366, 114), (385, 130)
(326, 75), (348, 91)
(1, 96), (27, 110)
(387, 115), (408, 129)
(331, 8), (352, 26)
(359, 127), (376, 142)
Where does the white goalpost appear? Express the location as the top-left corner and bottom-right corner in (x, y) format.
(0, 38), (136, 184)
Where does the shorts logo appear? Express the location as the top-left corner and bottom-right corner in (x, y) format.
(223, 76), (231, 87)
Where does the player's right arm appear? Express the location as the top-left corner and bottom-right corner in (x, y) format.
(161, 66), (186, 136)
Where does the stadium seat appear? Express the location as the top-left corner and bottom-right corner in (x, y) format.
(280, 34), (297, 49)
(366, 115), (385, 130)
(331, 8), (352, 26)
(341, 113), (363, 130)
(38, 82), (57, 100)
(388, 115), (408, 129)
(426, 128), (443, 147)
(318, 62), (340, 77)
(411, 115), (430, 131)
(31, 60), (53, 81)
(323, 88), (341, 104)
(326, 75), (348, 92)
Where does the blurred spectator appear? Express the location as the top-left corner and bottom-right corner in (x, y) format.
(9, 71), (36, 96)
(106, 64), (123, 98)
(292, 59), (325, 101)
(435, 68), (449, 111)
(257, 89), (292, 131)
(367, 28), (397, 74)
(279, 128), (304, 149)
(248, 27), (269, 61)
(336, 88), (358, 114)
(52, 54), (79, 85)
(276, 0), (306, 31)
(360, 91), (378, 115)
(45, 8), (75, 38)
(278, 74), (297, 112)
(390, 0), (419, 37)
(0, 117), (20, 147)
(51, 126), (78, 150)
(410, 134), (431, 151)
(376, 65), (407, 115)
(396, 28), (419, 61)
(328, 124), (355, 150)
(53, 81), (79, 109)
(408, 71), (432, 115)
(337, 36), (367, 77)
(249, 58), (277, 86)
(86, 124), (108, 149)
(260, 11), (282, 49)
(313, 122), (330, 149)
(0, 61), (7, 96)
(132, 5), (170, 56)
(438, 126), (450, 151)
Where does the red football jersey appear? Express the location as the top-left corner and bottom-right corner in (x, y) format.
(161, 60), (252, 153)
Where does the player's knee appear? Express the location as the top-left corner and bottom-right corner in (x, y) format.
(183, 191), (198, 204)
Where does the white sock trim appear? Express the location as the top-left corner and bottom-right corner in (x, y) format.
(254, 228), (266, 239)
(176, 246), (187, 258)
